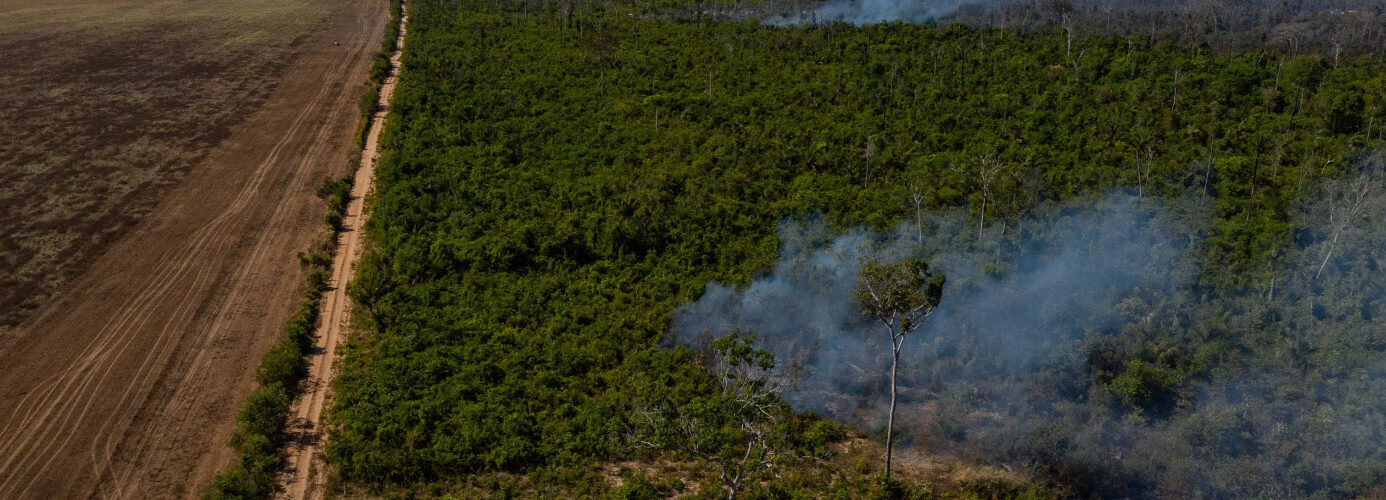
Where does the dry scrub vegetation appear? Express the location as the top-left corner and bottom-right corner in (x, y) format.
(0, 0), (331, 328)
(330, 434), (1042, 499)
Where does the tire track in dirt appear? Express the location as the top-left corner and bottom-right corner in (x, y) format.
(0, 41), (336, 493)
(278, 5), (406, 499)
(0, 106), (294, 495)
(0, 1), (387, 498)
(96, 10), (382, 497)
(2, 43), (339, 492)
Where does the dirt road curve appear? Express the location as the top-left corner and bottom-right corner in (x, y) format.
(278, 7), (406, 499)
(0, 1), (386, 498)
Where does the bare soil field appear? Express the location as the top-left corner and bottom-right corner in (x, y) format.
(0, 0), (388, 497)
(0, 0), (326, 328)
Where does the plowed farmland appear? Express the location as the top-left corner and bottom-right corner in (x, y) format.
(0, 0), (387, 497)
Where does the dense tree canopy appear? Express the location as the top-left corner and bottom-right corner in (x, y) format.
(326, 0), (1386, 496)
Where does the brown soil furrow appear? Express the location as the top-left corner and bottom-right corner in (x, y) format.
(278, 5), (407, 499)
(101, 56), (363, 500)
(0, 42), (327, 492)
(100, 10), (381, 496)
(0, 0), (387, 498)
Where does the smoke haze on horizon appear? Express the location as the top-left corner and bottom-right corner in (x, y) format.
(771, 0), (975, 25)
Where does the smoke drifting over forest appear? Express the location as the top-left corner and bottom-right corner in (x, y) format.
(671, 177), (1386, 497)
(773, 0), (970, 25)
(671, 193), (1199, 418)
(765, 0), (1386, 54)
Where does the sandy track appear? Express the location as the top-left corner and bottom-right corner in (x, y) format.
(278, 6), (406, 499)
(0, 1), (387, 498)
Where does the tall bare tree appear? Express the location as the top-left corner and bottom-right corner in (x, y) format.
(973, 153), (1007, 243)
(1315, 173), (1377, 280)
(908, 177), (928, 244)
(854, 258), (945, 479)
(1135, 147), (1156, 198)
(1061, 13), (1085, 79)
(627, 333), (787, 500)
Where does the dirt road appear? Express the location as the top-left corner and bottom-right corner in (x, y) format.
(0, 1), (387, 498)
(278, 6), (406, 499)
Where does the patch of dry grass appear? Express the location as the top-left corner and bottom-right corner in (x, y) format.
(321, 433), (1048, 499)
(0, 0), (331, 326)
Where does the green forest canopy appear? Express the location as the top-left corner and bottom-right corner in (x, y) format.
(326, 0), (1386, 496)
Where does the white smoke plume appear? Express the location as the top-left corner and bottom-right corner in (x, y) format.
(667, 167), (1386, 497)
(669, 193), (1203, 426)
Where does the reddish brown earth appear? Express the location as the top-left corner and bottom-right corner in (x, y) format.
(0, 0), (331, 329)
(0, 0), (388, 498)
